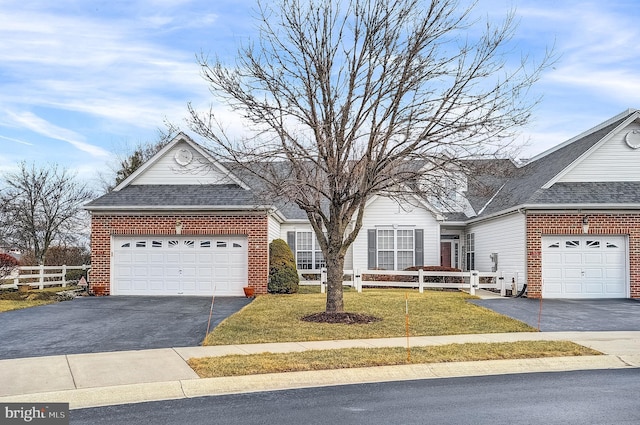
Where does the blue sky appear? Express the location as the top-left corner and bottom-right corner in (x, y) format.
(1, 0), (640, 188)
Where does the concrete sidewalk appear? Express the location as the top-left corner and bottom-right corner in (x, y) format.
(1, 331), (639, 409)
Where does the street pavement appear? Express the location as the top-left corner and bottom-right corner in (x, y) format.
(1, 331), (639, 409)
(1, 291), (639, 409)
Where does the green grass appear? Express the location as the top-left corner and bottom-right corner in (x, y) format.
(0, 285), (78, 312)
(189, 341), (601, 378)
(204, 289), (536, 345)
(0, 299), (54, 312)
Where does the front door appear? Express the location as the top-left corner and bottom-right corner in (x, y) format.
(440, 242), (452, 268)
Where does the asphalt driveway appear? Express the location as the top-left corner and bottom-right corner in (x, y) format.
(470, 298), (640, 332)
(0, 296), (252, 360)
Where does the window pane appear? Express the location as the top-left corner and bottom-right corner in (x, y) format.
(378, 251), (394, 270)
(297, 232), (313, 251)
(397, 230), (413, 250)
(314, 250), (325, 269)
(297, 252), (312, 270)
(397, 251), (413, 270)
(378, 230), (394, 250)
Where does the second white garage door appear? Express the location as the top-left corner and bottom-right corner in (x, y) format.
(112, 235), (248, 296)
(542, 235), (627, 298)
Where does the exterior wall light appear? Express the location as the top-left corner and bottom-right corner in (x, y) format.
(582, 216), (589, 234)
(176, 219), (183, 235)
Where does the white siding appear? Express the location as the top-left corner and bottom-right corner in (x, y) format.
(131, 141), (238, 186)
(352, 196), (440, 270)
(559, 122), (640, 182)
(467, 212), (526, 285)
(267, 215), (281, 243)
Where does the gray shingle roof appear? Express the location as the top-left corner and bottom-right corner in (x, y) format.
(472, 114), (634, 217)
(529, 182), (640, 205)
(86, 110), (640, 220)
(85, 184), (260, 210)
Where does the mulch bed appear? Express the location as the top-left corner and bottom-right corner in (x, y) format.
(301, 312), (382, 324)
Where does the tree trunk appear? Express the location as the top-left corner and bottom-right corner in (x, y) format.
(325, 246), (345, 313)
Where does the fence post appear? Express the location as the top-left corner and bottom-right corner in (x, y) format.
(38, 264), (45, 290)
(320, 267), (327, 294)
(499, 272), (505, 297)
(354, 269), (362, 293)
(418, 269), (424, 293)
(62, 265), (67, 287)
(470, 270), (479, 296)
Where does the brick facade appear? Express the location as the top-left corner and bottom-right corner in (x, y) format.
(526, 212), (640, 299)
(90, 213), (269, 296)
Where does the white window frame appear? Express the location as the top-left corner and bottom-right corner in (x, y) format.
(376, 228), (415, 271)
(466, 233), (475, 271)
(295, 231), (325, 270)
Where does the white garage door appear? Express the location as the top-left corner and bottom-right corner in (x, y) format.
(542, 236), (627, 298)
(112, 236), (248, 296)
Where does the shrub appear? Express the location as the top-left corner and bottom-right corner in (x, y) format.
(65, 269), (87, 282)
(0, 253), (19, 279)
(268, 239), (299, 294)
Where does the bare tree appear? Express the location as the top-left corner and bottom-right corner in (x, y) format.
(189, 0), (552, 313)
(0, 163), (94, 265)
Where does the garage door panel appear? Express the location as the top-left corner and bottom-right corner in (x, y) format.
(564, 283), (583, 294)
(564, 253), (582, 264)
(585, 283), (604, 294)
(113, 235), (248, 296)
(564, 268), (582, 279)
(583, 253), (603, 263)
(542, 235), (627, 299)
(583, 268), (603, 279)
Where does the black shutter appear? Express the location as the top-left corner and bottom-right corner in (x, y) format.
(287, 232), (296, 261)
(367, 229), (377, 269)
(414, 229), (424, 266)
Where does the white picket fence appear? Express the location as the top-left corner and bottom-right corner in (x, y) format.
(0, 265), (91, 290)
(299, 268), (522, 296)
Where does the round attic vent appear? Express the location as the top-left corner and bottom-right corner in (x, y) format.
(624, 130), (640, 149)
(174, 148), (193, 165)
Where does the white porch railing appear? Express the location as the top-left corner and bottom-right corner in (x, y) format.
(0, 264), (91, 290)
(298, 268), (520, 296)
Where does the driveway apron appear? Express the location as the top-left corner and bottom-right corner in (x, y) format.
(470, 298), (640, 332)
(0, 296), (252, 360)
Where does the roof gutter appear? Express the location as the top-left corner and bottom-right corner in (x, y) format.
(84, 204), (274, 212)
(463, 203), (640, 225)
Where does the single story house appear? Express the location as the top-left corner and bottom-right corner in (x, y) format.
(85, 109), (640, 299)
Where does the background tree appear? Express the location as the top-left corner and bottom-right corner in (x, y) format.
(0, 163), (94, 265)
(189, 0), (552, 314)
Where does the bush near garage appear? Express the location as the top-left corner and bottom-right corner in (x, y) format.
(268, 239), (299, 294)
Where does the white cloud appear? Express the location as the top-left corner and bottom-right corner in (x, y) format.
(5, 111), (110, 158)
(0, 135), (32, 146)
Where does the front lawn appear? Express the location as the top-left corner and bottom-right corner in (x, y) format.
(0, 286), (78, 313)
(189, 341), (600, 378)
(204, 289), (536, 345)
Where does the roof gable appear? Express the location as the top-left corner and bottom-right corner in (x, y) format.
(113, 133), (249, 191)
(468, 109), (640, 218)
(547, 114), (640, 186)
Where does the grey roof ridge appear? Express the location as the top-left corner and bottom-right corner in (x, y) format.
(85, 204), (273, 212)
(523, 108), (639, 165)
